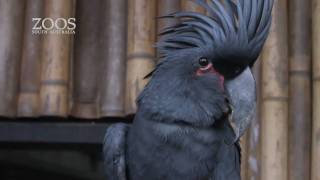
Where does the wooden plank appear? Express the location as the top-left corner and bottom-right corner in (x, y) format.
(157, 0), (180, 32)
(71, 0), (101, 119)
(288, 0), (312, 179)
(0, 0), (25, 117)
(18, 0), (43, 117)
(100, 0), (128, 117)
(260, 0), (289, 179)
(40, 0), (74, 117)
(312, 0), (320, 179)
(125, 0), (156, 115)
(240, 133), (249, 180)
(247, 60), (262, 180)
(181, 0), (205, 13)
(156, 0), (180, 61)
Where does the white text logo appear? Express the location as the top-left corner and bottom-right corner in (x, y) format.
(32, 18), (76, 35)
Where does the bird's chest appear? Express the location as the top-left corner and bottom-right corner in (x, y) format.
(127, 122), (223, 180)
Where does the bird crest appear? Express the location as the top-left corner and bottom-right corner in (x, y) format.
(157, 0), (273, 66)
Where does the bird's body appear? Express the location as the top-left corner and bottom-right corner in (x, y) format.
(125, 49), (241, 179)
(127, 113), (240, 180)
(103, 0), (273, 179)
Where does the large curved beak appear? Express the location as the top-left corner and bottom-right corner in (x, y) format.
(225, 67), (256, 142)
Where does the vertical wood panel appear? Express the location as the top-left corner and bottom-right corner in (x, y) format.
(240, 133), (249, 180)
(181, 0), (205, 13)
(40, 0), (74, 117)
(288, 0), (312, 179)
(68, 0), (76, 117)
(0, 0), (25, 117)
(261, 0), (289, 179)
(247, 60), (262, 180)
(312, 0), (320, 179)
(100, 0), (128, 117)
(71, 0), (101, 119)
(18, 0), (43, 117)
(157, 0), (180, 32)
(156, 0), (180, 61)
(125, 0), (156, 115)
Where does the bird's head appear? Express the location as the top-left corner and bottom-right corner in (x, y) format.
(138, 0), (273, 142)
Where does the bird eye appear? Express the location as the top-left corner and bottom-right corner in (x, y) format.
(198, 57), (209, 67)
(234, 67), (241, 74)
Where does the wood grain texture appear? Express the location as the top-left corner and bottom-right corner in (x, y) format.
(260, 0), (289, 179)
(181, 0), (205, 13)
(247, 60), (262, 180)
(71, 0), (101, 119)
(40, 0), (74, 117)
(68, 0), (76, 118)
(312, 0), (320, 179)
(99, 0), (128, 117)
(125, 0), (156, 115)
(312, 81), (320, 180)
(240, 132), (249, 180)
(18, 0), (43, 117)
(156, 0), (180, 60)
(288, 0), (312, 179)
(0, 0), (25, 117)
(157, 0), (180, 32)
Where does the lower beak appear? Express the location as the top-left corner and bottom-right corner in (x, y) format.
(225, 67), (257, 142)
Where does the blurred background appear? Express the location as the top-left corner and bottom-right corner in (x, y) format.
(0, 0), (319, 180)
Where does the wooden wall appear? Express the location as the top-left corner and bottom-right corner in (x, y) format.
(0, 0), (318, 179)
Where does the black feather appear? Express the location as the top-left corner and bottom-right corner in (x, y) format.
(156, 0), (273, 66)
(104, 1), (273, 180)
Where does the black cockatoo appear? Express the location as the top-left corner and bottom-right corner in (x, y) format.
(103, 0), (273, 179)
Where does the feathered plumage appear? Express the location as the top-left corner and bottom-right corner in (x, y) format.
(157, 0), (273, 67)
(103, 0), (273, 180)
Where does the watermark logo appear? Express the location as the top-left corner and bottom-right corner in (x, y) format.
(32, 17), (76, 35)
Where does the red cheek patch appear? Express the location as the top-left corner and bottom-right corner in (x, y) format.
(196, 64), (225, 90)
(218, 75), (225, 90)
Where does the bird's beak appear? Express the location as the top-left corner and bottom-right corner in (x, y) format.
(225, 67), (256, 142)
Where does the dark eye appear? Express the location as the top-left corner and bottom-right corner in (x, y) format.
(198, 57), (209, 67)
(233, 67), (241, 74)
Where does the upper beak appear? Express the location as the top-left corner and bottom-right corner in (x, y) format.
(225, 67), (256, 142)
